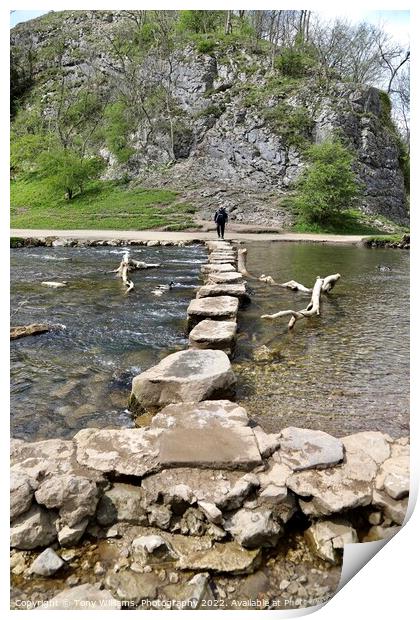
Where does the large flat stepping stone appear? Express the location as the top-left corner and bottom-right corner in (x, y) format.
(187, 296), (239, 330)
(189, 319), (237, 357)
(130, 349), (236, 413)
(207, 271), (244, 284)
(74, 428), (162, 477)
(153, 401), (262, 470)
(151, 400), (250, 430)
(206, 241), (233, 251)
(278, 427), (344, 471)
(197, 283), (250, 305)
(209, 250), (237, 258)
(209, 256), (237, 264)
(159, 426), (262, 470)
(201, 263), (236, 274)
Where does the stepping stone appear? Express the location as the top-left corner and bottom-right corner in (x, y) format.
(201, 264), (236, 274)
(130, 349), (236, 413)
(207, 271), (244, 284)
(206, 242), (232, 251)
(155, 401), (262, 470)
(75, 428), (162, 477)
(209, 256), (237, 264)
(196, 283), (250, 306)
(187, 296), (239, 330)
(189, 319), (237, 357)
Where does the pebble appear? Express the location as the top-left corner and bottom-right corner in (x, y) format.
(279, 579), (290, 591)
(169, 572), (179, 584)
(218, 587), (227, 599)
(130, 562), (144, 574)
(227, 585), (236, 593)
(287, 582), (299, 595)
(93, 562), (105, 576)
(65, 574), (80, 587)
(60, 549), (79, 562)
(144, 565), (152, 573)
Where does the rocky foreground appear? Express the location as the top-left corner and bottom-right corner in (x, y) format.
(11, 400), (408, 609)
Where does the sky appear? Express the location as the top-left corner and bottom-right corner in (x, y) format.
(9, 8), (410, 46)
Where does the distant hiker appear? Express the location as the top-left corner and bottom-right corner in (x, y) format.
(214, 207), (228, 239)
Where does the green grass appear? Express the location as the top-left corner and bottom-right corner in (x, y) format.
(363, 234), (407, 244)
(291, 209), (402, 236)
(10, 176), (196, 230)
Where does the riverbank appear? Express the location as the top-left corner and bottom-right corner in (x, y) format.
(11, 229), (367, 245)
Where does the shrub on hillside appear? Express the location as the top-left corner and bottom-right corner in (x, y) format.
(293, 140), (360, 223)
(274, 46), (315, 78)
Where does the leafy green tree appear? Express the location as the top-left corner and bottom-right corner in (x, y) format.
(38, 148), (104, 200)
(293, 140), (359, 223)
(104, 102), (135, 163)
(178, 11), (223, 34)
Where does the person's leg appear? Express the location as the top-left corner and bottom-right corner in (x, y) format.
(216, 223), (221, 238)
(220, 222), (225, 239)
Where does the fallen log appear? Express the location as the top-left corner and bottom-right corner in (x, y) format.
(240, 247), (340, 294)
(10, 323), (65, 340)
(261, 274), (341, 330)
(116, 252), (134, 292)
(113, 251), (161, 292)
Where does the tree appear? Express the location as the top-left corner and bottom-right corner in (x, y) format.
(38, 149), (104, 200)
(293, 140), (359, 223)
(178, 10), (222, 34)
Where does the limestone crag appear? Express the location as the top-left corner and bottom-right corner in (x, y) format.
(11, 11), (409, 224)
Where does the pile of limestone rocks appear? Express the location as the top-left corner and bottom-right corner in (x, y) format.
(11, 399), (409, 570)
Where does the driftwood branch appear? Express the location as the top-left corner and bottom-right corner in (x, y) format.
(116, 252), (134, 292)
(261, 274), (341, 330)
(237, 248), (256, 278)
(239, 247), (340, 294)
(10, 324), (65, 340)
(114, 251), (161, 293)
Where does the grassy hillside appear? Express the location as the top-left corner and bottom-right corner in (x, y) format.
(10, 176), (196, 230)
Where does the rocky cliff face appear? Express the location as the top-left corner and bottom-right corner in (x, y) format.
(11, 11), (408, 225)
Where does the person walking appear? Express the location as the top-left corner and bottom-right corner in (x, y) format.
(214, 206), (228, 239)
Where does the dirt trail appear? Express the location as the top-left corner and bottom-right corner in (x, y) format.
(11, 228), (366, 244)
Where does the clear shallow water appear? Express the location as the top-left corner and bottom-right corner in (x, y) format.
(10, 244), (207, 440)
(235, 243), (409, 438)
(10, 242), (409, 441)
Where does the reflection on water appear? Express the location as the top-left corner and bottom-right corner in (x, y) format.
(235, 243), (409, 438)
(10, 242), (409, 441)
(10, 244), (207, 440)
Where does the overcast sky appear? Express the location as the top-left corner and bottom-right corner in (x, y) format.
(10, 9), (410, 46)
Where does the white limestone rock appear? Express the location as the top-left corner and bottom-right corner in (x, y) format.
(130, 349), (236, 412)
(30, 547), (65, 576)
(279, 427), (344, 471)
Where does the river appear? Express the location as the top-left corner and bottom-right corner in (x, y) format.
(10, 242), (409, 441)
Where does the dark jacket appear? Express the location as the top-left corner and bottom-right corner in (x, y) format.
(214, 208), (228, 224)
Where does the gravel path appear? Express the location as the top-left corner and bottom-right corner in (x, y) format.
(11, 229), (366, 244)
